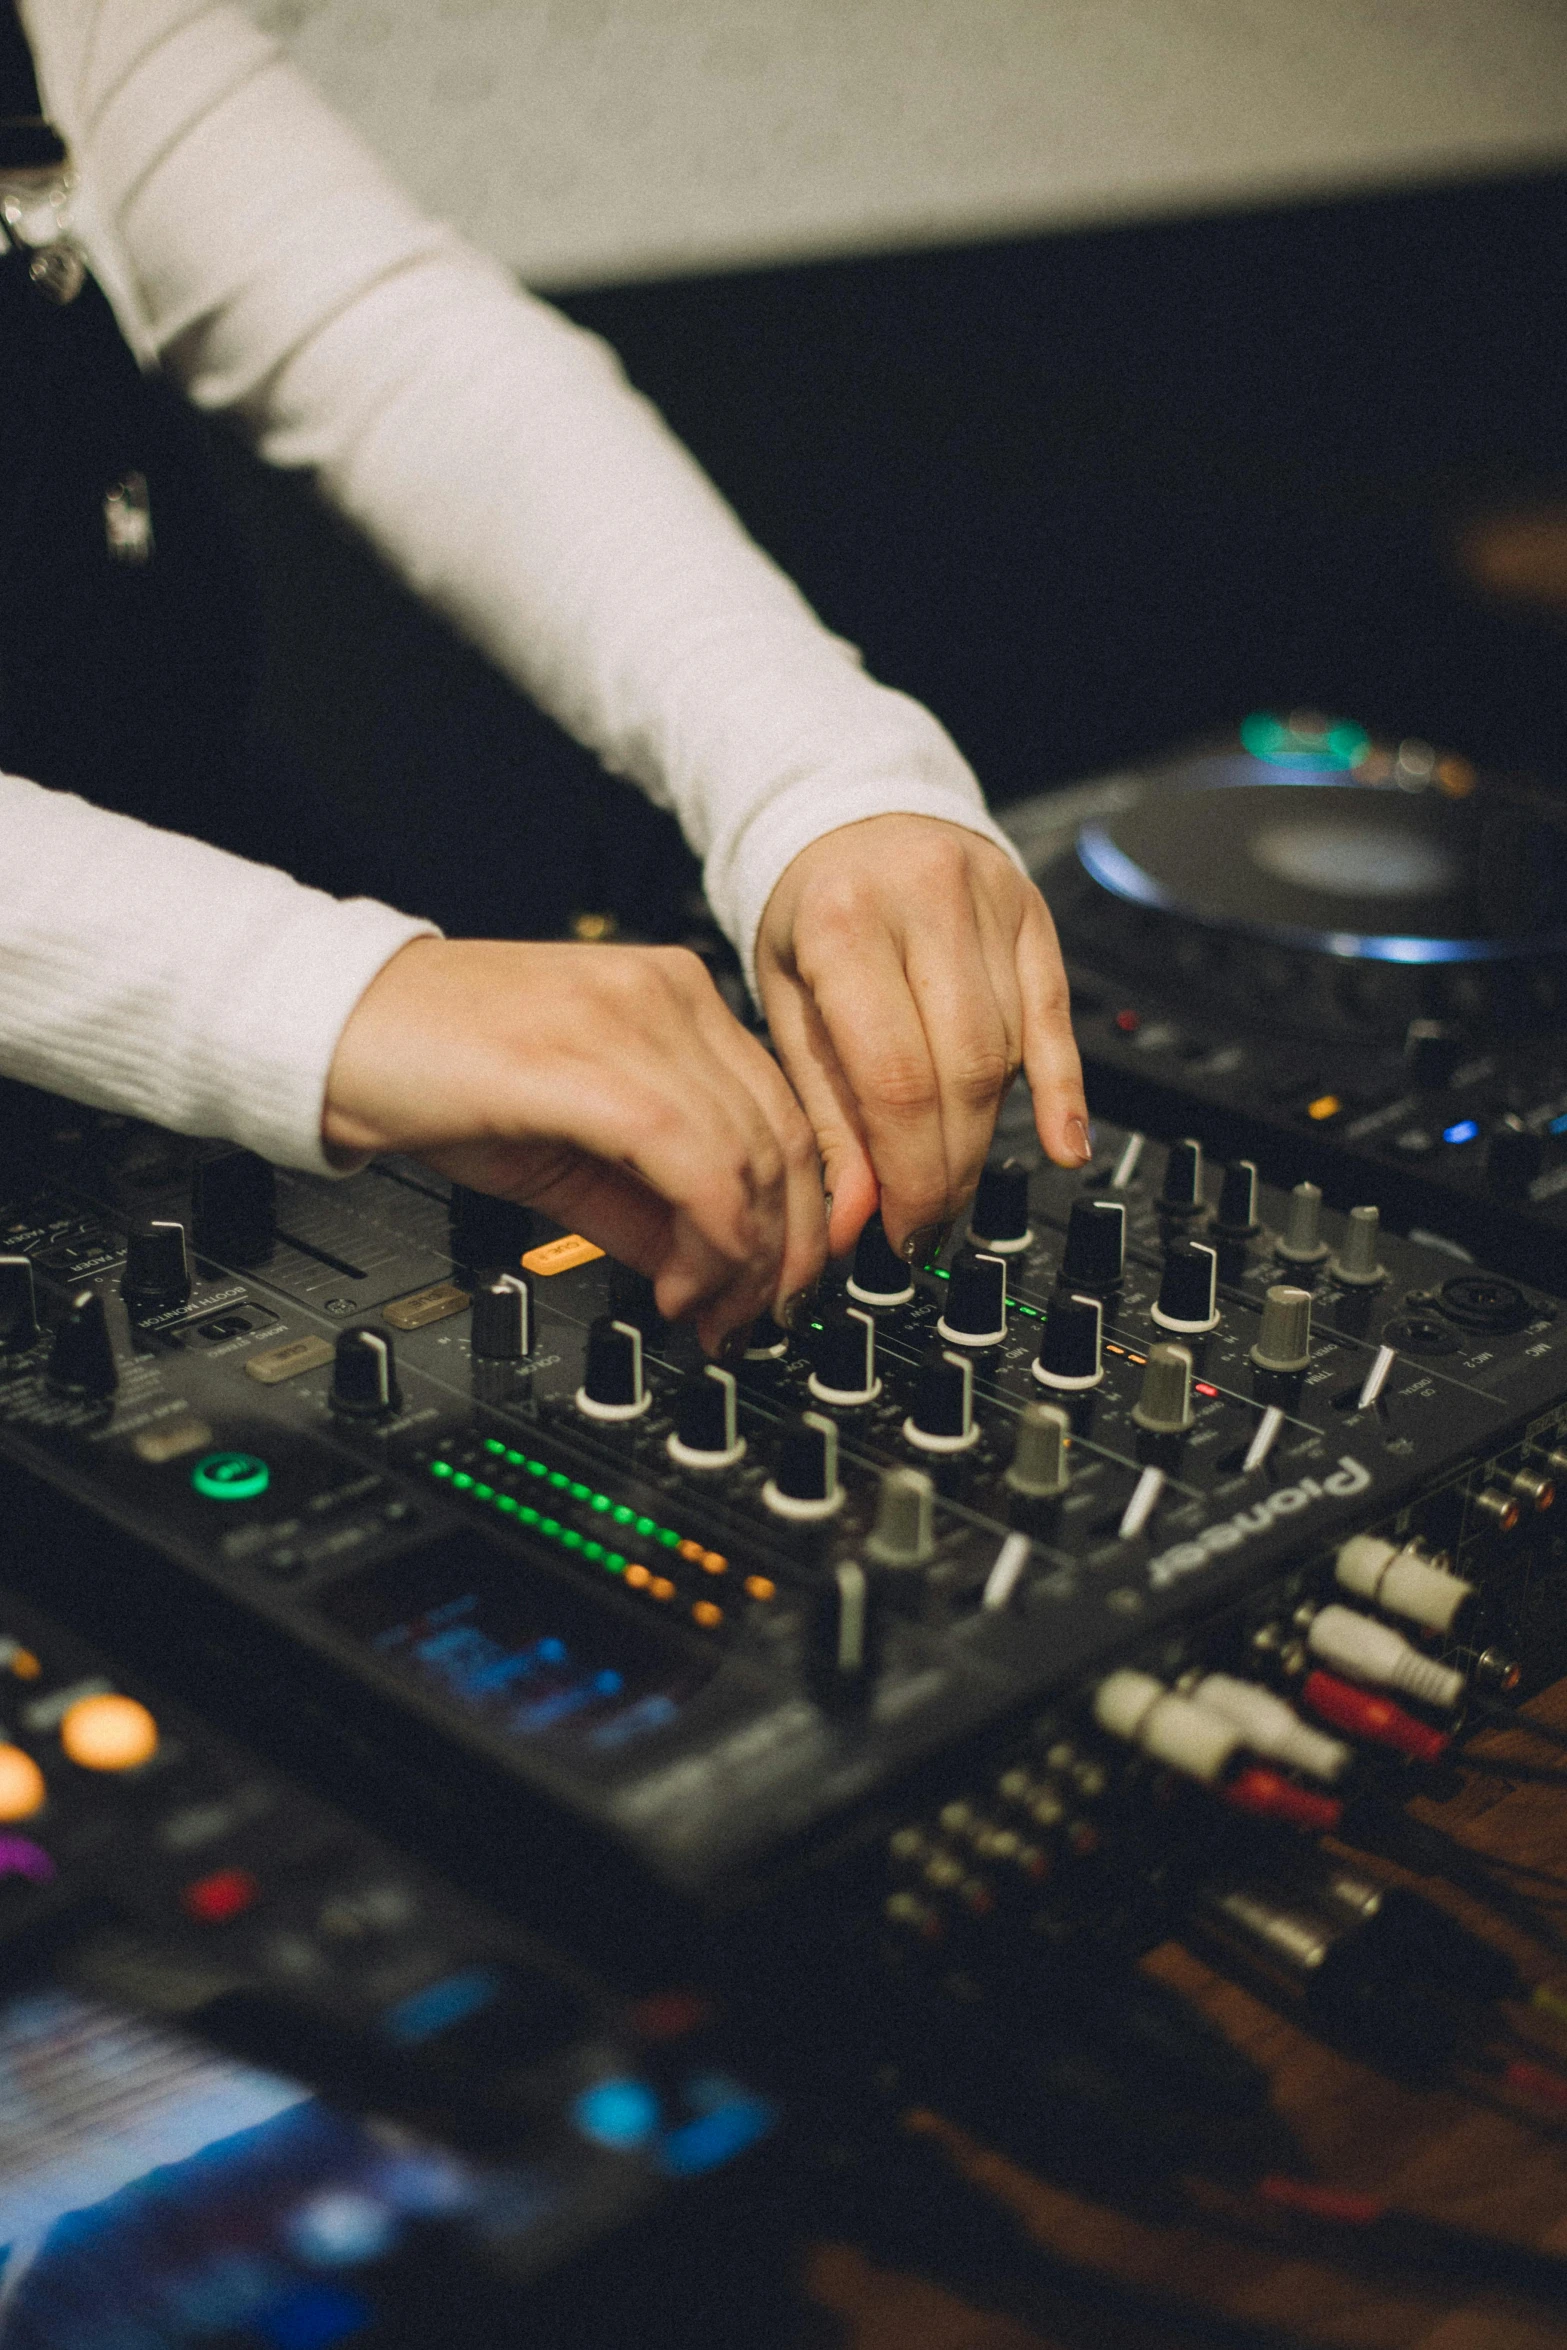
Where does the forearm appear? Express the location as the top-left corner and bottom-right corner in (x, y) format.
(0, 773), (435, 1170)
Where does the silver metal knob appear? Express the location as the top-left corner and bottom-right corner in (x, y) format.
(1328, 1204), (1387, 1288)
(1276, 1182), (1330, 1265)
(1250, 1284), (1313, 1374)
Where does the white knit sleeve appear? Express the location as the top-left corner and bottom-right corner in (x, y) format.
(28, 0), (1021, 996)
(0, 774), (437, 1172)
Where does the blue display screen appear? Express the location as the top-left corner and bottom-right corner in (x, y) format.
(320, 1543), (715, 1765)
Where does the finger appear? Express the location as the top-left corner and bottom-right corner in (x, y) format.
(802, 930), (950, 1258)
(759, 966), (879, 1258)
(682, 986), (829, 1318)
(1015, 890), (1091, 1166)
(901, 878), (1017, 1216)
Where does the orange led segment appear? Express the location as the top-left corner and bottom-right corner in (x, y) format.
(624, 1564), (651, 1589)
(1307, 1095), (1342, 1122)
(700, 1552), (727, 1576)
(521, 1232), (605, 1277)
(8, 1650), (39, 1682)
(677, 1540), (707, 1564)
(0, 1746), (45, 1821)
(649, 1577), (676, 1603)
(60, 1694), (159, 1772)
(744, 1576), (776, 1602)
(691, 1601), (723, 1629)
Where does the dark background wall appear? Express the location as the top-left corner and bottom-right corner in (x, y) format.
(211, 169), (1567, 948)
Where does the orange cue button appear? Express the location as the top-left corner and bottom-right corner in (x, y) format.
(60, 1694), (159, 1772)
(0, 1746), (46, 1821)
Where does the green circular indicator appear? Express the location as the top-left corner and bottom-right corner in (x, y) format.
(191, 1451), (271, 1503)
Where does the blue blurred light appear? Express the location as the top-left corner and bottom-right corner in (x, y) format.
(285, 2190), (398, 2269)
(255, 2283), (376, 2350)
(658, 2093), (777, 2177)
(381, 1967), (501, 2045)
(571, 2076), (661, 2150)
(1442, 1119), (1481, 1146)
(1550, 1113), (1567, 1138)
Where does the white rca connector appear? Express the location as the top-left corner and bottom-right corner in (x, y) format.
(1305, 1604), (1464, 1709)
(1093, 1668), (1241, 1785)
(1191, 1673), (1351, 1783)
(1333, 1534), (1474, 1636)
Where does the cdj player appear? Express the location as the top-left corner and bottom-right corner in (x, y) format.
(1006, 712), (1567, 1290)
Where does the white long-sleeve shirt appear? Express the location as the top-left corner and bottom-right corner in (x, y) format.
(2, 0), (1015, 1174)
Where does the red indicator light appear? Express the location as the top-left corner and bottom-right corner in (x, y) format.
(1114, 1010), (1141, 1034)
(182, 1866), (260, 1925)
(1194, 1382), (1219, 1398)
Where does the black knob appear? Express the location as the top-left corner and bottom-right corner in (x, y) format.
(0, 1257), (38, 1352)
(1152, 1239), (1219, 1335)
(806, 1559), (883, 1710)
(808, 1307), (879, 1404)
(1060, 1197), (1125, 1290)
(763, 1412), (844, 1517)
(846, 1211), (914, 1306)
(1487, 1117), (1543, 1202)
(191, 1151), (276, 1267)
(470, 1273), (532, 1360)
(1033, 1292), (1103, 1390)
(331, 1326), (401, 1419)
(608, 1262), (662, 1331)
(576, 1316), (649, 1420)
(120, 1220), (191, 1319)
(937, 1251), (1007, 1346)
(1214, 1160), (1261, 1240)
(1404, 1019), (1462, 1090)
(1160, 1137), (1205, 1218)
(669, 1365), (744, 1466)
(448, 1185), (534, 1271)
(46, 1290), (117, 1400)
(969, 1159), (1032, 1251)
(904, 1348), (978, 1451)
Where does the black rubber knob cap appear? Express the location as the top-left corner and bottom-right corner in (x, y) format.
(848, 1212), (914, 1303)
(331, 1327), (401, 1418)
(676, 1370), (732, 1454)
(192, 1151), (276, 1267)
(1153, 1239), (1219, 1333)
(470, 1274), (531, 1360)
(806, 1559), (882, 1710)
(938, 1251), (1007, 1343)
(1035, 1293), (1102, 1387)
(581, 1316), (644, 1410)
(608, 1262), (663, 1331)
(1487, 1118), (1543, 1203)
(909, 1352), (971, 1441)
(1060, 1198), (1125, 1290)
(120, 1220), (191, 1318)
(1404, 1019), (1463, 1090)
(970, 1159), (1031, 1247)
(810, 1307), (877, 1400)
(0, 1257), (39, 1353)
(1160, 1138), (1204, 1216)
(1214, 1160), (1261, 1239)
(448, 1186), (534, 1271)
(46, 1290), (117, 1399)
(775, 1417), (835, 1501)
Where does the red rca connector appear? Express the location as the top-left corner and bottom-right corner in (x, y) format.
(1301, 1670), (1450, 1764)
(1222, 1766), (1342, 1833)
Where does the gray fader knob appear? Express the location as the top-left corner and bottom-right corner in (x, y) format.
(865, 1466), (937, 1566)
(331, 1326), (401, 1419)
(470, 1273), (532, 1359)
(1152, 1239), (1219, 1335)
(0, 1257), (38, 1352)
(1328, 1205), (1387, 1289)
(46, 1289), (117, 1400)
(1276, 1181), (1330, 1265)
(846, 1212), (914, 1307)
(1250, 1284), (1313, 1374)
(1006, 1401), (1071, 1498)
(1160, 1138), (1205, 1220)
(1033, 1292), (1103, 1390)
(1060, 1197), (1125, 1290)
(120, 1220), (191, 1319)
(969, 1159), (1032, 1253)
(937, 1252), (1007, 1347)
(1131, 1343), (1194, 1434)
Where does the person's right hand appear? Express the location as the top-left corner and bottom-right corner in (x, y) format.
(322, 937), (825, 1355)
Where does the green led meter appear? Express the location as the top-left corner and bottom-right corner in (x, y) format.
(191, 1451), (271, 1503)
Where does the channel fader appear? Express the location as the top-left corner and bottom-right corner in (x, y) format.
(3, 1076), (1567, 2003)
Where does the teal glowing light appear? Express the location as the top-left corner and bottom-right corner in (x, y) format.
(190, 1451), (271, 1503)
(1239, 711), (1370, 771)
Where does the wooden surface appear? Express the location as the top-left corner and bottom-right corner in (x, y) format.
(804, 1688), (1567, 2350)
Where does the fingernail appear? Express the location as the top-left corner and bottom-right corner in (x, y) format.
(773, 1284), (817, 1333)
(823, 1192), (834, 1226)
(901, 1220), (953, 1269)
(716, 1323), (754, 1366)
(1066, 1116), (1092, 1166)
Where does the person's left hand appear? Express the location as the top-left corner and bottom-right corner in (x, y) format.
(755, 814), (1090, 1263)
